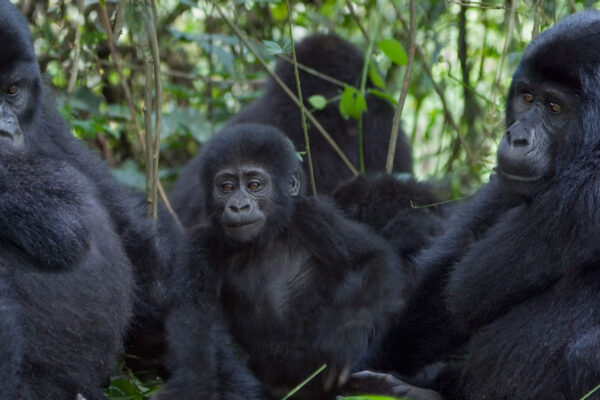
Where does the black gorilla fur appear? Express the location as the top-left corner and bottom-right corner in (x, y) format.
(332, 175), (450, 375)
(332, 174), (446, 265)
(386, 10), (600, 399)
(170, 33), (413, 227)
(0, 146), (133, 399)
(0, 0), (181, 371)
(159, 123), (406, 400)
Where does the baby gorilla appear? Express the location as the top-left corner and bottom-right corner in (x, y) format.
(0, 146), (133, 399)
(159, 123), (405, 400)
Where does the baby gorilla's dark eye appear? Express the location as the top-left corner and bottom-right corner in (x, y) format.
(523, 92), (534, 103)
(222, 183), (234, 192)
(247, 181), (261, 191)
(7, 85), (19, 96)
(549, 102), (561, 113)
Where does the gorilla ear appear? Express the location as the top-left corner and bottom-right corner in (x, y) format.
(289, 172), (301, 197)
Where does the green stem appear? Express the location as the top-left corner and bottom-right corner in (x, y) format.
(281, 364), (327, 400)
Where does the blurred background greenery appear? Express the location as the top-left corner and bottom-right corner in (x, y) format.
(13, 0), (599, 198)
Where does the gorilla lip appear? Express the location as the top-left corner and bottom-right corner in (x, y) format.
(496, 167), (542, 183)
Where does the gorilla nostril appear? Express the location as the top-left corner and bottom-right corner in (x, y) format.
(513, 138), (529, 147)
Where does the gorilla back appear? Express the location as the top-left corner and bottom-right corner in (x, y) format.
(0, 147), (133, 400)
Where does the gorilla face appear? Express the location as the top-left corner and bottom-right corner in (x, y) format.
(213, 164), (300, 243)
(497, 78), (576, 196)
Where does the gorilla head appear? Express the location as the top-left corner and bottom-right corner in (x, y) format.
(0, 0), (43, 148)
(197, 123), (304, 244)
(497, 10), (600, 196)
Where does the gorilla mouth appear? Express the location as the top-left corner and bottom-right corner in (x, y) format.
(227, 220), (261, 228)
(496, 167), (542, 183)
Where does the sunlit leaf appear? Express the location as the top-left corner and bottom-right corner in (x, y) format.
(308, 95), (327, 110)
(339, 86), (367, 120)
(368, 64), (386, 89)
(377, 38), (408, 66)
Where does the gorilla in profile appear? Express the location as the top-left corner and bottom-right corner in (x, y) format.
(158, 123), (405, 400)
(369, 10), (600, 400)
(170, 34), (413, 227)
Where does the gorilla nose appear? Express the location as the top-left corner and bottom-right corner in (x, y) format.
(229, 202), (251, 213)
(0, 129), (13, 139)
(506, 129), (531, 147)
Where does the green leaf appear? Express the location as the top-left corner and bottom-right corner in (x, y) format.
(368, 88), (397, 105)
(377, 38), (408, 66)
(368, 64), (386, 89)
(339, 86), (367, 120)
(263, 40), (284, 55)
(308, 95), (327, 110)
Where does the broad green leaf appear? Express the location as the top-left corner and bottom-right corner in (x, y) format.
(368, 64), (386, 89)
(308, 95), (327, 110)
(339, 86), (367, 120)
(377, 38), (408, 66)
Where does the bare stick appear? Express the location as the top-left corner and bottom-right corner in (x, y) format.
(386, 0), (416, 172)
(285, 0), (317, 194)
(98, 0), (180, 225)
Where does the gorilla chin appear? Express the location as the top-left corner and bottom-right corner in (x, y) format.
(224, 219), (266, 242)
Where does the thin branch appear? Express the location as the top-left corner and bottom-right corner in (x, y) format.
(394, 4), (475, 164)
(276, 54), (347, 88)
(67, 0), (85, 94)
(285, 0), (317, 195)
(357, 12), (379, 173)
(144, 55), (155, 217)
(386, 0), (416, 172)
(346, 0), (369, 42)
(98, 0), (180, 225)
(213, 2), (359, 176)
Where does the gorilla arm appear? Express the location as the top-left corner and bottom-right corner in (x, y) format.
(292, 196), (406, 388)
(447, 151), (600, 330)
(0, 149), (92, 271)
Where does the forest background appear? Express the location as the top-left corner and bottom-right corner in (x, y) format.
(10, 0), (599, 398)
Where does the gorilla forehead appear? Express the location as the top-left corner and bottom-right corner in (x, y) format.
(516, 10), (600, 87)
(0, 1), (36, 69)
(199, 123), (300, 186)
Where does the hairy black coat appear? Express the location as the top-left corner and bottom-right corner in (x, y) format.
(0, 147), (133, 399)
(0, 0), (181, 370)
(159, 124), (406, 400)
(392, 11), (600, 400)
(170, 34), (413, 227)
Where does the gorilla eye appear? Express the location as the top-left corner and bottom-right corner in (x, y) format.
(549, 102), (562, 113)
(247, 181), (261, 191)
(523, 92), (534, 103)
(7, 85), (19, 96)
(222, 182), (234, 192)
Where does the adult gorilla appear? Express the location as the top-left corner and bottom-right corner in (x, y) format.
(170, 34), (413, 227)
(0, 146), (133, 399)
(0, 0), (181, 369)
(370, 10), (600, 400)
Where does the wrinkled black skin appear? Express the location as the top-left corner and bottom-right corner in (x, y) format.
(389, 11), (600, 400)
(0, 1), (182, 372)
(159, 124), (405, 400)
(170, 34), (413, 228)
(0, 146), (133, 399)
